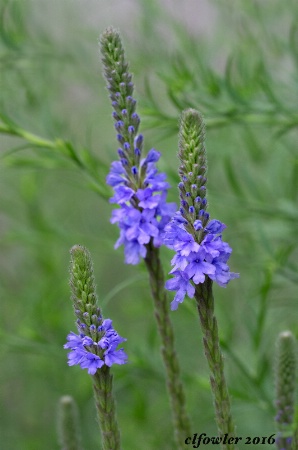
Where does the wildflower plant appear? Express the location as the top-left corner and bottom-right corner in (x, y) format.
(275, 331), (297, 450)
(65, 245), (126, 450)
(57, 396), (82, 450)
(100, 27), (191, 449)
(163, 109), (238, 448)
(1, 3), (298, 448)
(164, 109), (238, 311)
(101, 27), (176, 264)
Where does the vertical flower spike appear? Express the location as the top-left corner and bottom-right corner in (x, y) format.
(64, 245), (127, 450)
(100, 28), (191, 449)
(164, 109), (238, 449)
(178, 107), (208, 222)
(57, 396), (82, 450)
(100, 27), (176, 265)
(164, 109), (238, 310)
(275, 331), (297, 450)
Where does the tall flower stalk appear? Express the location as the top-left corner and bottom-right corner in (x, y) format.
(275, 331), (297, 450)
(99, 28), (191, 448)
(57, 396), (82, 450)
(164, 109), (238, 449)
(64, 245), (127, 450)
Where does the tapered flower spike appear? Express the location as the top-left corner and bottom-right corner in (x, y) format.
(178, 109), (208, 225)
(164, 110), (238, 311)
(64, 245), (126, 450)
(164, 109), (238, 449)
(100, 28), (140, 167)
(275, 331), (297, 450)
(100, 28), (191, 449)
(57, 396), (82, 450)
(100, 27), (176, 265)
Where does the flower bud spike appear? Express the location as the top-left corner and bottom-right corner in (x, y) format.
(275, 331), (297, 450)
(178, 109), (207, 215)
(101, 29), (191, 448)
(57, 396), (82, 450)
(164, 109), (238, 307)
(164, 109), (238, 446)
(65, 245), (126, 450)
(70, 245), (99, 322)
(101, 27), (176, 265)
(100, 28), (138, 162)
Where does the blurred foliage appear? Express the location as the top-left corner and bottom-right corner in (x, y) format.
(0, 0), (298, 449)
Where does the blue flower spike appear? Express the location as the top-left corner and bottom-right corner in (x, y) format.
(100, 27), (176, 265)
(64, 245), (127, 373)
(100, 28), (191, 448)
(163, 109), (238, 310)
(165, 109), (238, 447)
(64, 244), (125, 450)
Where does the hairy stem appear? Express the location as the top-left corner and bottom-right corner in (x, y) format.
(195, 277), (236, 450)
(57, 396), (82, 450)
(144, 241), (191, 449)
(93, 366), (121, 450)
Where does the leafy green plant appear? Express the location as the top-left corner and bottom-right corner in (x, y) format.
(1, 1), (298, 449)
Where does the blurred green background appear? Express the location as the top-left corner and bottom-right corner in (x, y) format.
(1, 0), (298, 449)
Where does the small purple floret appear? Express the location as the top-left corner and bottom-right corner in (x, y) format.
(165, 270), (195, 311)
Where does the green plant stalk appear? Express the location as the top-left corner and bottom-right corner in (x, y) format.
(0, 120), (56, 149)
(254, 266), (273, 351)
(57, 396), (82, 450)
(144, 241), (191, 450)
(93, 366), (121, 450)
(194, 277), (236, 450)
(69, 245), (123, 450)
(275, 331), (297, 450)
(100, 27), (191, 448)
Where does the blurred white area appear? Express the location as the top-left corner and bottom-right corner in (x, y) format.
(32, 0), (217, 40)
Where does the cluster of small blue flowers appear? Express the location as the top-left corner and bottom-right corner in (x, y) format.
(101, 28), (175, 264)
(64, 318), (127, 375)
(164, 215), (239, 310)
(107, 149), (176, 264)
(162, 109), (238, 311)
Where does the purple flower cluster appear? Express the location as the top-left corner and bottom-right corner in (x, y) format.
(164, 214), (239, 310)
(100, 29), (176, 264)
(107, 148), (176, 264)
(64, 319), (127, 375)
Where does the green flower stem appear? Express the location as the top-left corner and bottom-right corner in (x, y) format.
(69, 246), (123, 450)
(144, 241), (191, 450)
(100, 28), (191, 448)
(93, 366), (121, 450)
(0, 125), (55, 149)
(275, 331), (297, 450)
(194, 277), (236, 450)
(57, 396), (82, 450)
